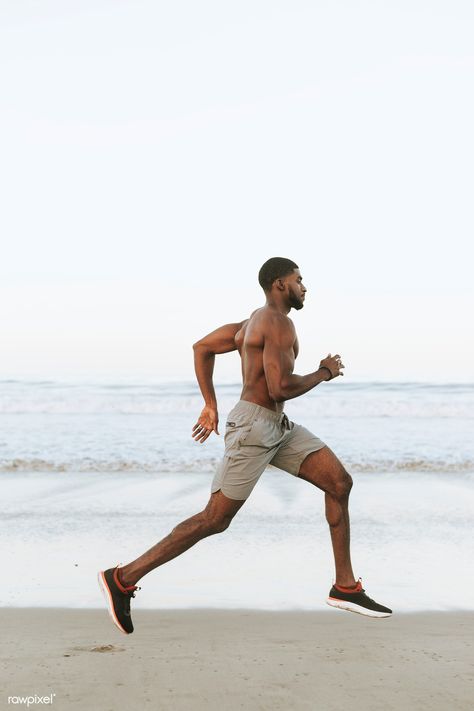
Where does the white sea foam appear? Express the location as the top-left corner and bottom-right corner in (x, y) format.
(0, 379), (473, 417)
(2, 456), (474, 474)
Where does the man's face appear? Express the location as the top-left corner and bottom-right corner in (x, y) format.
(286, 269), (307, 310)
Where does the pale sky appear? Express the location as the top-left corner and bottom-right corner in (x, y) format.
(1, 1), (473, 382)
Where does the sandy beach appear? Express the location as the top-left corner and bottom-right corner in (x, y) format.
(1, 609), (472, 710)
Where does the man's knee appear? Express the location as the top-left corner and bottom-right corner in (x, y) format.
(200, 489), (246, 535)
(201, 511), (234, 535)
(331, 470), (353, 500)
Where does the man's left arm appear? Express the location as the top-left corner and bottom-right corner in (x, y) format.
(191, 321), (245, 443)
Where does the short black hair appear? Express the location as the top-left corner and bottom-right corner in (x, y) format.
(258, 257), (299, 292)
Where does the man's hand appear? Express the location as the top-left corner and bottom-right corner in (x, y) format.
(319, 353), (345, 380)
(192, 404), (220, 444)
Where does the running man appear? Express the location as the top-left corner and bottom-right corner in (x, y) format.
(99, 257), (392, 633)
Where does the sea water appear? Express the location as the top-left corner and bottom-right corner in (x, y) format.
(1, 379), (473, 610)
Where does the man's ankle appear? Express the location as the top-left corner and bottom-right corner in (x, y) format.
(335, 579), (359, 590)
(117, 566), (135, 588)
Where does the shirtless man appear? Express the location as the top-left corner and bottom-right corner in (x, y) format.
(99, 257), (392, 633)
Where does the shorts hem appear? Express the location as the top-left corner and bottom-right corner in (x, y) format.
(211, 486), (249, 501)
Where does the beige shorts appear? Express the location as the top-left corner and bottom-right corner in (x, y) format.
(211, 399), (326, 500)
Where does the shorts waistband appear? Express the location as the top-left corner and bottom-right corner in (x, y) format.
(232, 399), (289, 426)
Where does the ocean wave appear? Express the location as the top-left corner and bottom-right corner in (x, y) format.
(0, 380), (473, 417)
(0, 397), (473, 418)
(0, 457), (221, 473)
(1, 457), (473, 474)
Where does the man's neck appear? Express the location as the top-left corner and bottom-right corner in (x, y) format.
(264, 299), (291, 315)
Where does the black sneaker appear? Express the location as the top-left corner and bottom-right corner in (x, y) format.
(98, 566), (140, 634)
(326, 578), (392, 618)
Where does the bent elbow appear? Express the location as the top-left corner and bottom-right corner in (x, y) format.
(193, 341), (214, 357)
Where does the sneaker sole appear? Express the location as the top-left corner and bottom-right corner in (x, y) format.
(326, 597), (392, 618)
(97, 570), (130, 635)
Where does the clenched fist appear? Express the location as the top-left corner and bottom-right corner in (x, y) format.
(319, 353), (345, 380)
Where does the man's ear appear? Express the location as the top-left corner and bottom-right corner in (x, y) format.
(275, 278), (286, 292)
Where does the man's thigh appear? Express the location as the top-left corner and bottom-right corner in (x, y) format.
(204, 489), (247, 517)
(211, 450), (275, 501)
(297, 445), (351, 493)
(269, 422), (326, 477)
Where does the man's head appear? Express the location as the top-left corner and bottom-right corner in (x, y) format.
(258, 257), (306, 311)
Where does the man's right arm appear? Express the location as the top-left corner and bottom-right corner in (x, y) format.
(192, 321), (245, 408)
(263, 316), (341, 403)
(191, 320), (246, 443)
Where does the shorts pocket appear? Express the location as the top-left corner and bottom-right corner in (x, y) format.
(238, 420), (257, 446)
(239, 418), (278, 449)
(224, 418), (256, 449)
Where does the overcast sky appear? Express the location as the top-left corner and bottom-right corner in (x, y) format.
(1, 0), (473, 382)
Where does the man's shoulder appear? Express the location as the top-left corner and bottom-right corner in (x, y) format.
(251, 308), (295, 337)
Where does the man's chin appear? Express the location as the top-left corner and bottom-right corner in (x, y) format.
(291, 300), (304, 311)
